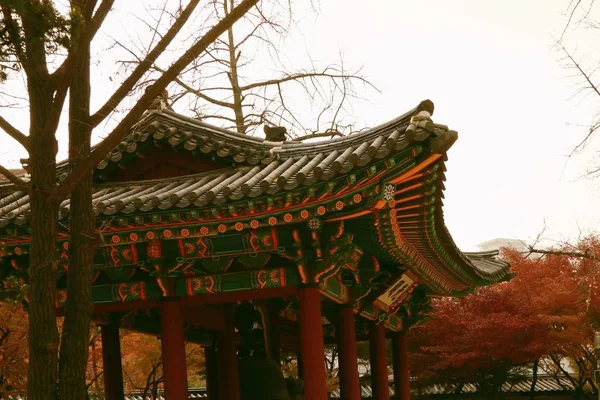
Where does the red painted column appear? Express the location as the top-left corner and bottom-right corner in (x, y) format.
(299, 285), (328, 400)
(337, 305), (361, 400)
(370, 322), (390, 400)
(100, 322), (125, 400)
(204, 346), (219, 400)
(161, 301), (189, 400)
(217, 304), (240, 400)
(392, 332), (411, 400)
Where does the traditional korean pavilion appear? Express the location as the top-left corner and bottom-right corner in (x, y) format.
(0, 99), (511, 400)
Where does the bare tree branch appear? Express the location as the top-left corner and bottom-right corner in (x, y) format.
(152, 64), (235, 108)
(0, 114), (29, 150)
(120, 0), (376, 139)
(0, 165), (28, 189)
(43, 0), (100, 139)
(560, 0), (584, 42)
(88, 0), (203, 127)
(49, 0), (114, 85)
(53, 0), (259, 201)
(558, 43), (600, 164)
(561, 43), (600, 101)
(0, 5), (29, 74)
(239, 69), (376, 92)
(527, 246), (600, 262)
(88, 0), (115, 40)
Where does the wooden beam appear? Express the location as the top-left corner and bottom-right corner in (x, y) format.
(57, 299), (162, 317)
(182, 305), (225, 332)
(94, 299), (163, 314)
(181, 286), (298, 305)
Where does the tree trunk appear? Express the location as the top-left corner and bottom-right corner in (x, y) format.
(27, 75), (61, 399)
(451, 383), (464, 400)
(529, 359), (539, 399)
(58, 2), (95, 398)
(224, 0), (246, 133)
(90, 330), (100, 394)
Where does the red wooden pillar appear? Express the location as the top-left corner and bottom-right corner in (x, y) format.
(337, 305), (361, 400)
(100, 321), (125, 400)
(205, 346), (219, 400)
(161, 301), (189, 400)
(370, 322), (390, 400)
(392, 332), (411, 400)
(217, 304), (240, 400)
(299, 285), (328, 400)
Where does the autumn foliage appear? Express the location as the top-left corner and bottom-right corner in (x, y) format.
(0, 306), (206, 398)
(0, 301), (28, 396)
(2, 237), (600, 397)
(409, 241), (600, 394)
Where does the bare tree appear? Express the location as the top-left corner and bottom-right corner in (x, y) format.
(324, 344), (340, 393)
(86, 327), (104, 397)
(118, 0), (377, 139)
(0, 1), (257, 398)
(541, 349), (598, 400)
(139, 361), (164, 400)
(553, 1), (600, 178)
(560, 0), (597, 41)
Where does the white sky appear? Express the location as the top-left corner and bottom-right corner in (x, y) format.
(1, 0), (599, 251)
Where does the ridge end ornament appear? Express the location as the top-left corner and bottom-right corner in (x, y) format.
(382, 183), (396, 203)
(307, 217), (322, 231)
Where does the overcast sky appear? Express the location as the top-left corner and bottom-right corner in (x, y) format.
(307, 0), (600, 251)
(1, 0), (598, 251)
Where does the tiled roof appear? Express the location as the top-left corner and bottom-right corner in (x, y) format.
(94, 101), (436, 172)
(0, 376), (579, 400)
(2, 388), (209, 400)
(0, 101), (443, 226)
(462, 250), (512, 282)
(0, 169), (27, 183)
(0, 99), (511, 295)
(0, 101), (449, 227)
(411, 375), (577, 395)
(328, 375), (578, 398)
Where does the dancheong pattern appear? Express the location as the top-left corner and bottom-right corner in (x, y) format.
(1, 99), (511, 332)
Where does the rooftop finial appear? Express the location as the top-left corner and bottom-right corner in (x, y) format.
(145, 86), (172, 111)
(417, 99), (435, 116)
(263, 125), (287, 142)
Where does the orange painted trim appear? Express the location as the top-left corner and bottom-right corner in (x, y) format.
(394, 182), (423, 195)
(319, 288), (347, 305)
(181, 286), (299, 305)
(371, 199), (387, 210)
(324, 209), (372, 222)
(317, 191), (332, 201)
(395, 213), (420, 219)
(394, 204), (420, 212)
(394, 194), (422, 204)
(396, 173), (425, 186)
(389, 154), (442, 185)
